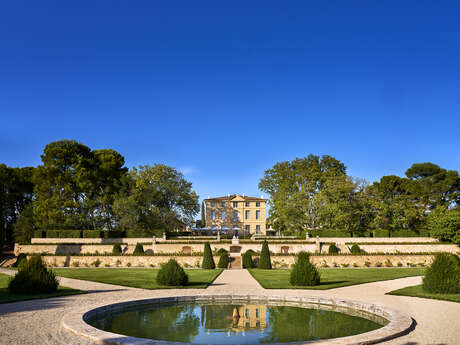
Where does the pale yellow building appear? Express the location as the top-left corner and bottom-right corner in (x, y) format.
(205, 194), (267, 235)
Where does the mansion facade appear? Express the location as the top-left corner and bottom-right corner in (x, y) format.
(204, 194), (267, 235)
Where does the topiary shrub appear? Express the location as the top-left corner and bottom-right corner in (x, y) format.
(202, 242), (215, 269)
(258, 241), (272, 269)
(328, 243), (339, 254)
(217, 252), (229, 268)
(156, 259), (188, 286)
(290, 252), (320, 286)
(13, 253), (28, 267)
(8, 255), (59, 294)
(112, 243), (122, 255)
(423, 253), (460, 294)
(133, 243), (144, 255)
(350, 244), (361, 255)
(216, 248), (228, 256)
(242, 251), (254, 268)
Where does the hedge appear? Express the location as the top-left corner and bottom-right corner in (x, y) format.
(46, 230), (82, 238)
(82, 230), (102, 238)
(102, 230), (124, 238)
(33, 231), (44, 238)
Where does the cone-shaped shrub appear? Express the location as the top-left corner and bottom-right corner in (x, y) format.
(242, 251), (254, 268)
(156, 259), (188, 286)
(217, 248), (228, 256)
(328, 243), (339, 254)
(202, 242), (215, 269)
(9, 255), (59, 294)
(217, 252), (229, 268)
(423, 253), (460, 294)
(258, 241), (272, 269)
(13, 253), (28, 267)
(290, 252), (321, 286)
(112, 243), (122, 255)
(350, 244), (361, 255)
(133, 243), (144, 255)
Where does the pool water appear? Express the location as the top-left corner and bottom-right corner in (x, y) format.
(88, 302), (387, 344)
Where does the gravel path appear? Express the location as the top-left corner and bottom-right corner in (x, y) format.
(0, 268), (459, 345)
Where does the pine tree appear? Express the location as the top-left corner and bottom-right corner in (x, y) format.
(201, 201), (206, 228)
(258, 241), (272, 269)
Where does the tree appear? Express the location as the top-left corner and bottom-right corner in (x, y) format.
(427, 207), (460, 244)
(259, 155), (346, 234)
(201, 201), (206, 228)
(0, 164), (35, 249)
(202, 242), (215, 269)
(405, 163), (460, 211)
(313, 176), (372, 236)
(367, 175), (423, 234)
(258, 240), (272, 269)
(113, 164), (199, 234)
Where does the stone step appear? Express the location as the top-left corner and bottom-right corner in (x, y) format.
(229, 256), (242, 269)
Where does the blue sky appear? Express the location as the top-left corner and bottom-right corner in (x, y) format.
(1, 1), (459, 202)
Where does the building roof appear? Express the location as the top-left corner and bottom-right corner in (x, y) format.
(205, 194), (266, 201)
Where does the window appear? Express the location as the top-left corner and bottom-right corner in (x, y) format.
(211, 210), (215, 220)
(221, 211), (226, 220)
(211, 201), (215, 207)
(245, 225), (250, 234)
(233, 202), (238, 208)
(245, 210), (250, 219)
(256, 202), (260, 207)
(245, 309), (249, 318)
(256, 210), (260, 220)
(255, 308), (260, 318)
(233, 211), (238, 221)
(245, 201), (250, 207)
(256, 225), (261, 234)
(221, 202), (226, 207)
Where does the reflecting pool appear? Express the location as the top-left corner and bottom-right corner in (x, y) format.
(88, 302), (387, 344)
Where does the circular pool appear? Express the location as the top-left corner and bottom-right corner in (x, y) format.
(62, 295), (413, 345)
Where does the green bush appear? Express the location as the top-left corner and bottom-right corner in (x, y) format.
(13, 253), (28, 267)
(216, 248), (228, 256)
(258, 241), (272, 269)
(373, 229), (390, 238)
(423, 253), (460, 294)
(156, 259), (188, 286)
(242, 251), (254, 268)
(112, 243), (122, 255)
(202, 242), (215, 269)
(33, 230), (45, 238)
(350, 244), (361, 255)
(328, 243), (339, 254)
(45, 230), (81, 238)
(217, 252), (229, 268)
(290, 252), (320, 286)
(102, 230), (124, 238)
(82, 230), (102, 238)
(8, 255), (59, 294)
(133, 243), (144, 255)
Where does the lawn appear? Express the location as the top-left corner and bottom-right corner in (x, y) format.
(52, 268), (223, 289)
(248, 267), (425, 290)
(0, 273), (84, 304)
(387, 284), (460, 303)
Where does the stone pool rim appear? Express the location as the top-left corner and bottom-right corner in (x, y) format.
(62, 294), (413, 345)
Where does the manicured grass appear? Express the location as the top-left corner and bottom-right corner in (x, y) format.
(248, 267), (425, 290)
(387, 284), (460, 303)
(0, 273), (84, 304)
(52, 268), (223, 289)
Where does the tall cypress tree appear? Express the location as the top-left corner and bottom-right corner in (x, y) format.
(258, 240), (272, 269)
(201, 201), (206, 228)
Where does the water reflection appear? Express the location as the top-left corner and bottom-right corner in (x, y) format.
(89, 302), (385, 344)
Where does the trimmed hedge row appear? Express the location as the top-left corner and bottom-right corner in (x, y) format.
(32, 229), (165, 239)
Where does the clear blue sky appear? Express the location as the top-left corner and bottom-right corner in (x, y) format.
(1, 1), (459, 202)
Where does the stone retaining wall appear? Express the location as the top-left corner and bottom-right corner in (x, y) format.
(16, 242), (458, 256)
(37, 254), (434, 268)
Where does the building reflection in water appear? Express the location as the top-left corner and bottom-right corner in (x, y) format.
(201, 304), (267, 333)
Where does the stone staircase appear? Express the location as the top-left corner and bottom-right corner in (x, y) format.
(229, 256), (242, 269)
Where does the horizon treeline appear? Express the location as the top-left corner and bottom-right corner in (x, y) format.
(1, 141), (459, 248)
(0, 140), (199, 248)
(259, 155), (459, 243)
